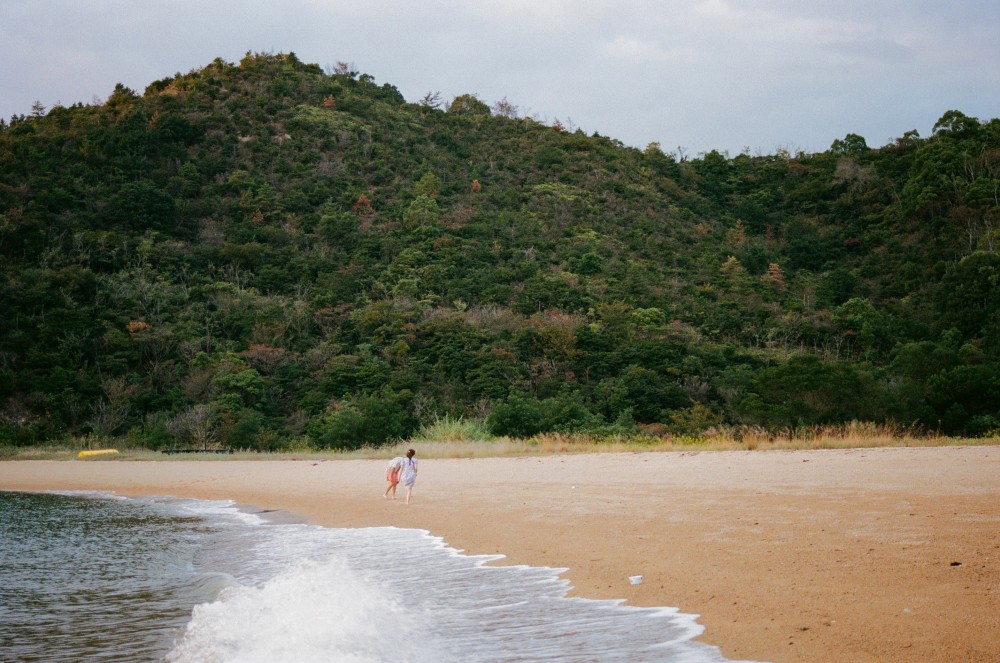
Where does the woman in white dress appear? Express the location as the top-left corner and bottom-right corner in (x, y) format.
(401, 448), (418, 504)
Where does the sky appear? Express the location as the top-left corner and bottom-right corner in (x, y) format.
(2, 0), (999, 156)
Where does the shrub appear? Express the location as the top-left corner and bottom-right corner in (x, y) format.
(540, 392), (602, 432)
(487, 394), (545, 438)
(309, 390), (417, 449)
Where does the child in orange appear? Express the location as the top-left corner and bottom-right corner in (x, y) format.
(384, 456), (404, 499)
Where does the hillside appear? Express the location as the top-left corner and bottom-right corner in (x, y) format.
(1, 52), (998, 449)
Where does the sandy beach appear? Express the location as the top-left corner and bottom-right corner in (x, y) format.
(1, 446), (997, 662)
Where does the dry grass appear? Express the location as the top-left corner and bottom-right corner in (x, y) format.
(1, 421), (996, 461)
(710, 421), (994, 451)
(351, 421), (999, 459)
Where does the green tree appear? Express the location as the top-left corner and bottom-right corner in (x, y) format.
(487, 393), (545, 437)
(403, 194), (441, 229)
(447, 94), (490, 115)
(748, 355), (870, 426)
(932, 110), (981, 138)
(102, 182), (178, 232)
(830, 133), (869, 155)
(934, 252), (1000, 339)
(834, 298), (890, 356)
(413, 172), (440, 199)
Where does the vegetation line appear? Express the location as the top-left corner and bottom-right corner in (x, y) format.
(5, 422), (996, 461)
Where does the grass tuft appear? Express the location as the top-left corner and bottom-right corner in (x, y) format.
(412, 415), (492, 443)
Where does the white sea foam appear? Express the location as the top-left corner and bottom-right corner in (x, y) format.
(162, 501), (759, 662)
(166, 558), (433, 663)
(172, 497), (271, 526)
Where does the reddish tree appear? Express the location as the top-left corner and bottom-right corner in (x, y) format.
(127, 320), (152, 335)
(352, 193), (374, 216)
(761, 263), (788, 293)
(240, 344), (287, 373)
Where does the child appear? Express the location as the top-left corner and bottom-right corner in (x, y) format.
(401, 448), (419, 504)
(384, 455), (404, 499)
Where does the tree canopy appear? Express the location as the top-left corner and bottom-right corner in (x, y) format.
(2, 53), (998, 448)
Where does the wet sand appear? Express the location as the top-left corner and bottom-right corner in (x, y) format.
(1, 446), (997, 662)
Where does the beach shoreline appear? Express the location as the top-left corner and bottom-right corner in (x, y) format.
(2, 446), (997, 663)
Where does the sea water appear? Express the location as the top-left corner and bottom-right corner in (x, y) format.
(0, 491), (758, 662)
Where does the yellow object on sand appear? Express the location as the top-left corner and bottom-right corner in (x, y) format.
(77, 449), (119, 458)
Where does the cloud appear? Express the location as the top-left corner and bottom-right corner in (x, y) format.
(598, 36), (696, 64)
(819, 38), (913, 65)
(693, 0), (742, 20)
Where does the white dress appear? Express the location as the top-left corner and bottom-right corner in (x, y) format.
(401, 457), (418, 487)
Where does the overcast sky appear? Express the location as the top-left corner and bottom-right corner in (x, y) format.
(2, 0), (998, 155)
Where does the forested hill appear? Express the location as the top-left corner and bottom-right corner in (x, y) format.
(1, 52), (998, 449)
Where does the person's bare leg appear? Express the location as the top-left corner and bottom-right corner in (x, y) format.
(405, 486), (412, 504)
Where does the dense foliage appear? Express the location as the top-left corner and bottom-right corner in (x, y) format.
(2, 53), (998, 449)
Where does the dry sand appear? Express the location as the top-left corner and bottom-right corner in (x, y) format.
(1, 446), (998, 662)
